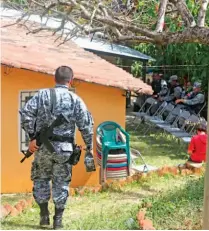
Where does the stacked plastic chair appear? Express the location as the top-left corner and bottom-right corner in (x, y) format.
(96, 121), (131, 183)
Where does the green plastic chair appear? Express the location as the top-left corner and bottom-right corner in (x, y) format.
(97, 121), (130, 179)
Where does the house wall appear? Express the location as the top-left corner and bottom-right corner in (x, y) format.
(1, 65), (126, 193)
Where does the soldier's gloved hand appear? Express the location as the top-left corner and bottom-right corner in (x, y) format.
(29, 139), (39, 153)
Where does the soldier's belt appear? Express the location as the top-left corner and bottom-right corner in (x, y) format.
(49, 135), (74, 143)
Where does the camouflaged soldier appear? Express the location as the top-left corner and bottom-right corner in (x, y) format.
(175, 82), (205, 114)
(175, 82), (205, 127)
(149, 73), (168, 115)
(162, 75), (182, 103)
(160, 75), (183, 121)
(20, 66), (94, 229)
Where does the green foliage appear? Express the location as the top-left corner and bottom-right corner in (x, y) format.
(131, 61), (143, 77)
(129, 0), (209, 91)
(134, 0), (158, 26)
(122, 0), (209, 93)
(134, 42), (209, 92)
(186, 0), (209, 24)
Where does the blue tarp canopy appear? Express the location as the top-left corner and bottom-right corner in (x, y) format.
(72, 37), (154, 62)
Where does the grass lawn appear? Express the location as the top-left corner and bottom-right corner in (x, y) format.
(1, 174), (204, 230)
(1, 118), (204, 230)
(143, 175), (204, 230)
(1, 193), (32, 206)
(126, 116), (188, 168)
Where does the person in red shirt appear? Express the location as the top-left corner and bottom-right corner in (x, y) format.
(187, 123), (208, 163)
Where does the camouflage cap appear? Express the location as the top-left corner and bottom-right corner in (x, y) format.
(193, 82), (202, 88)
(169, 75), (178, 83)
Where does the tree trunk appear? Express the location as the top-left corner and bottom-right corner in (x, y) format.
(197, 0), (209, 27)
(160, 26), (209, 45)
(156, 0), (168, 32)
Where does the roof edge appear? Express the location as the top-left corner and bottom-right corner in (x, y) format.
(1, 61), (153, 95)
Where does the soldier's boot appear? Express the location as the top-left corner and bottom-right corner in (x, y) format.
(53, 208), (64, 230)
(39, 203), (50, 226)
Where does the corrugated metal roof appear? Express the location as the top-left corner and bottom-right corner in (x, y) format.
(72, 37), (154, 61)
(1, 19), (152, 94)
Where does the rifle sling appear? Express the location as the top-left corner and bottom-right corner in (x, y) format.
(48, 88), (74, 144)
(50, 88), (56, 115)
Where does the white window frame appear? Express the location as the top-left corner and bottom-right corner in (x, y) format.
(18, 88), (76, 152)
(19, 90), (38, 152)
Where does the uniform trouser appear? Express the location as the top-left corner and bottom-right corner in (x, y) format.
(31, 147), (72, 209)
(149, 101), (162, 116)
(164, 104), (187, 126)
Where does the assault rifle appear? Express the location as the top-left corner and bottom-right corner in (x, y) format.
(20, 113), (70, 163)
(20, 86), (95, 171)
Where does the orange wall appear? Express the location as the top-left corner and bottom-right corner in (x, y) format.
(1, 66), (126, 193)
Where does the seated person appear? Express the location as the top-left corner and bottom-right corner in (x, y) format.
(181, 81), (193, 98)
(175, 82), (205, 115)
(146, 73), (168, 115)
(151, 73), (167, 96)
(162, 75), (182, 103)
(187, 123), (207, 163)
(185, 81), (193, 95)
(161, 75), (183, 121)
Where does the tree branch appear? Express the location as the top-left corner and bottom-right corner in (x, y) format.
(197, 0), (209, 27)
(169, 0), (196, 27)
(156, 0), (168, 32)
(161, 26), (209, 44)
(2, 0), (209, 46)
(67, 0), (158, 39)
(115, 26), (209, 45)
(115, 35), (155, 43)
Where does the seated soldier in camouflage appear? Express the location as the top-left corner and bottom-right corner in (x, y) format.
(175, 82), (205, 115)
(148, 73), (168, 115)
(161, 75), (183, 121)
(175, 82), (205, 128)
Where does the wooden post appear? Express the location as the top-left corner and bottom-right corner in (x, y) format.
(142, 61), (147, 106)
(203, 76), (209, 229)
(142, 61), (147, 82)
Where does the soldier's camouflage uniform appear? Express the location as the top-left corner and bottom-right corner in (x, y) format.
(183, 91), (205, 107)
(162, 85), (183, 102)
(176, 91), (205, 127)
(149, 80), (168, 115)
(21, 84), (94, 209)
